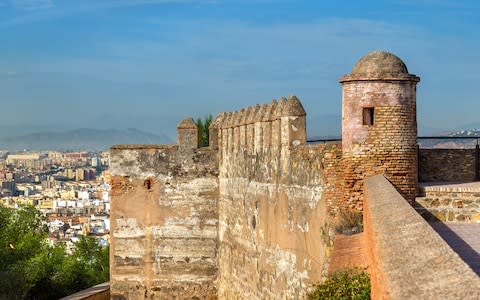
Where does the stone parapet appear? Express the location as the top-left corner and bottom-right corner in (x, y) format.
(177, 117), (198, 156)
(364, 174), (480, 300)
(60, 282), (110, 300)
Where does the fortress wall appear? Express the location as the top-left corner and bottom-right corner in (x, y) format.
(109, 140), (219, 298)
(419, 148), (477, 182)
(216, 97), (341, 299)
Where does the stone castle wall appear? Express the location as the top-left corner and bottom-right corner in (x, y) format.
(108, 98), (342, 299)
(213, 97), (341, 299)
(109, 138), (219, 298)
(107, 50), (480, 299)
(108, 99), (480, 299)
(419, 148), (477, 182)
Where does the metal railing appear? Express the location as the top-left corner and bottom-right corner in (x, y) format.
(307, 136), (480, 144)
(306, 138), (341, 143)
(418, 136), (480, 145)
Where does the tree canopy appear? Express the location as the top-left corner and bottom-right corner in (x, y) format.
(0, 205), (109, 299)
(196, 114), (213, 147)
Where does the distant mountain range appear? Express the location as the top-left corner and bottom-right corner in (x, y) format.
(447, 129), (480, 137)
(1, 123), (479, 152)
(0, 128), (172, 151)
(418, 129), (480, 149)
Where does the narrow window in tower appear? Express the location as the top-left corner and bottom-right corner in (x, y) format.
(363, 107), (374, 126)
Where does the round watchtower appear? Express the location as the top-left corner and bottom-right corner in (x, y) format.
(339, 51), (420, 207)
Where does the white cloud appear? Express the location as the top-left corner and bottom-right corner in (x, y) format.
(0, 0), (216, 27)
(86, 0), (220, 11)
(11, 0), (54, 10)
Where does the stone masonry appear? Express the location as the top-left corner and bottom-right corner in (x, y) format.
(110, 96), (345, 299)
(416, 182), (480, 223)
(109, 120), (219, 299)
(215, 97), (340, 299)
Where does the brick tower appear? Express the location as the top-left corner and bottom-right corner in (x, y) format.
(340, 51), (420, 208)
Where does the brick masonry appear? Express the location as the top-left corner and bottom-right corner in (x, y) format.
(327, 233), (367, 274)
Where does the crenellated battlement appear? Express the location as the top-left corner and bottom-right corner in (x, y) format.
(209, 96), (307, 184)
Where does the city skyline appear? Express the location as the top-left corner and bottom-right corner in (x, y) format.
(1, 0), (479, 138)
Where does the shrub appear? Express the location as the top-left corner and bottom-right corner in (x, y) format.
(308, 268), (370, 300)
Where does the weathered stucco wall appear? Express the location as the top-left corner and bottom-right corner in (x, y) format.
(214, 97), (340, 299)
(109, 122), (219, 299)
(364, 175), (480, 300)
(419, 148), (477, 182)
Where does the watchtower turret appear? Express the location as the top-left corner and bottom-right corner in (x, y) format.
(340, 51), (420, 207)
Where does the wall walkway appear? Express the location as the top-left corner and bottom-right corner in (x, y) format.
(430, 222), (480, 275)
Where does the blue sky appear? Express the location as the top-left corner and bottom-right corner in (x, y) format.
(0, 0), (479, 139)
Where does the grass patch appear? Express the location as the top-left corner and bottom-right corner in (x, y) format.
(335, 208), (363, 235)
(308, 268), (370, 300)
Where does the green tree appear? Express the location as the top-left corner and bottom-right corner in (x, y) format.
(0, 205), (109, 299)
(196, 114), (213, 147)
(0, 205), (49, 299)
(52, 235), (109, 297)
